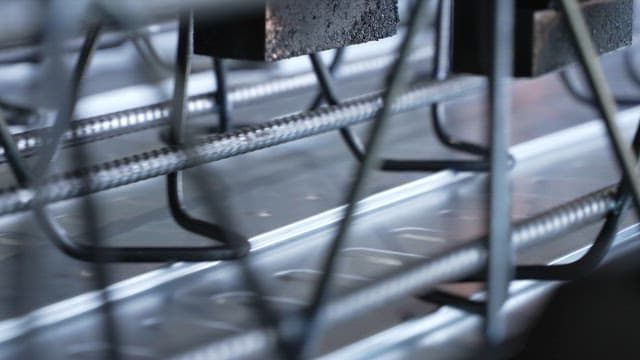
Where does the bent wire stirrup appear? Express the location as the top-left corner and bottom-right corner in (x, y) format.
(164, 10), (249, 261)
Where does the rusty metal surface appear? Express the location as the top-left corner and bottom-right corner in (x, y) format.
(452, 0), (633, 77)
(194, 0), (399, 61)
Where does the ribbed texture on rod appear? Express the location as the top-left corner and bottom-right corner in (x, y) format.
(173, 184), (619, 359)
(0, 76), (483, 216)
(6, 48), (432, 157)
(323, 185), (618, 324)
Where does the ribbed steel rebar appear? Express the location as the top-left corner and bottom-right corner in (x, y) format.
(0, 76), (483, 216)
(323, 185), (618, 324)
(172, 184), (619, 360)
(6, 47), (432, 159)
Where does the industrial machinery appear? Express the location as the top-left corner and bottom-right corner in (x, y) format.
(0, 0), (638, 358)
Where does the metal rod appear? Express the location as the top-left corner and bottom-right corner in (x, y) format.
(560, 69), (640, 106)
(3, 46), (432, 161)
(309, 51), (366, 162)
(131, 34), (173, 74)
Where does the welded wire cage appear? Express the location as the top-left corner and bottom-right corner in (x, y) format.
(0, 0), (638, 359)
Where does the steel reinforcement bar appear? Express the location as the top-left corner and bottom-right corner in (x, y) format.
(0, 75), (484, 217)
(6, 47), (432, 159)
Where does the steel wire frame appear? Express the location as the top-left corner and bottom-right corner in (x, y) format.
(176, 0), (640, 357)
(3, 0), (640, 359)
(3, 2), (436, 360)
(174, 0), (638, 358)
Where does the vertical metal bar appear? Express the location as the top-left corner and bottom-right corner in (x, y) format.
(558, 0), (640, 214)
(308, 49), (345, 109)
(213, 58), (231, 133)
(486, 0), (514, 347)
(170, 10), (193, 146)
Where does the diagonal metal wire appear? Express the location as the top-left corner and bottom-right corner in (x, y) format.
(558, 0), (640, 214)
(299, 0), (433, 355)
(7, 3), (122, 358)
(308, 0), (508, 173)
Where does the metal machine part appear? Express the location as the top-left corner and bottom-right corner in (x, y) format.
(0, 0), (638, 359)
(193, 0), (399, 61)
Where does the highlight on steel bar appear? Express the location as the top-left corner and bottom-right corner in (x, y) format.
(0, 0), (638, 359)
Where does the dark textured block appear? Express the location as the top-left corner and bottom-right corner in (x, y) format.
(194, 0), (399, 61)
(452, 0), (633, 77)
